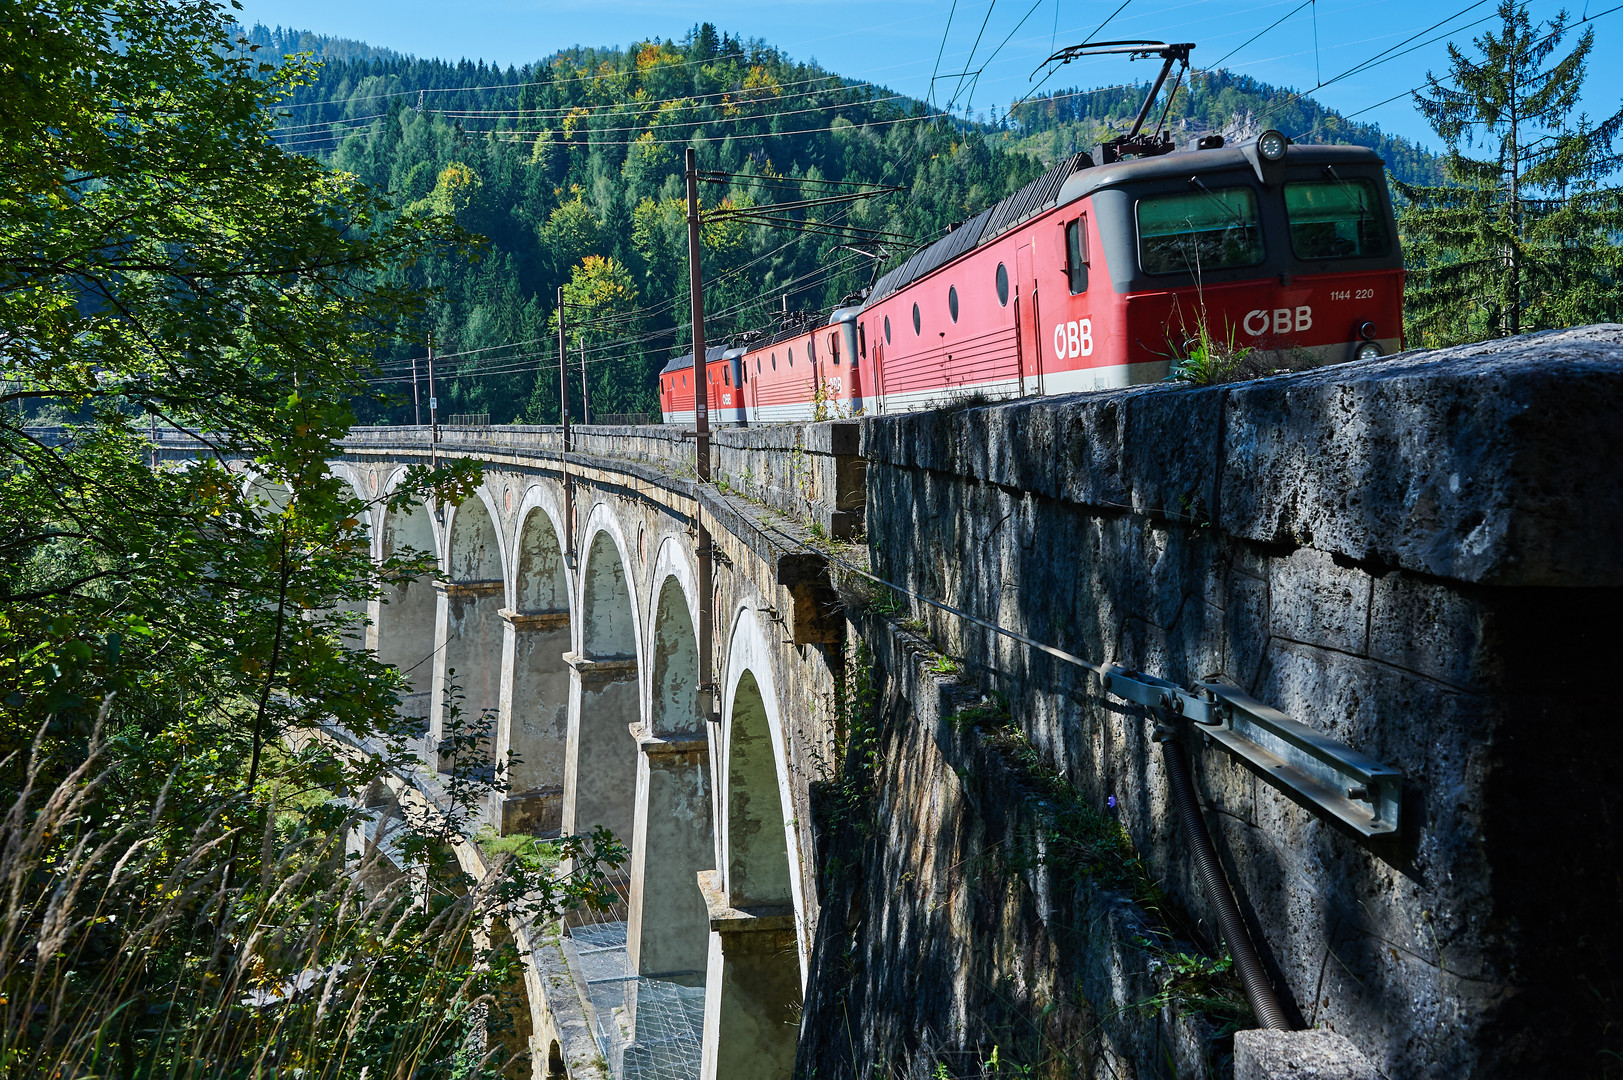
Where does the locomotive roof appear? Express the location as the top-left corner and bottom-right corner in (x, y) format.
(867, 141), (1384, 305)
(1056, 141), (1383, 204)
(659, 345), (728, 374)
(869, 151), (1088, 305)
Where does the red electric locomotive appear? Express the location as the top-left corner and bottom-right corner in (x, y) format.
(659, 46), (1404, 424)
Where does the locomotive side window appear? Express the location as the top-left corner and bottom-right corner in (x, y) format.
(912, 303), (921, 335)
(948, 286), (960, 322)
(1137, 187), (1264, 274)
(858, 322), (867, 358)
(771, 353), (777, 370)
(1064, 218), (1089, 294)
(1283, 178), (1390, 259)
(789, 347), (795, 366)
(831, 332), (840, 365)
(995, 263), (1009, 306)
(884, 315), (891, 343)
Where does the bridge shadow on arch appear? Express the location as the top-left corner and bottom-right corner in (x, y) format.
(627, 571), (714, 984)
(374, 493), (438, 732)
(564, 527), (641, 862)
(701, 666), (802, 1080)
(430, 496), (505, 785)
(493, 500), (573, 837)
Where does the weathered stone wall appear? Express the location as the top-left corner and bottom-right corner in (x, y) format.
(800, 327), (1623, 1079)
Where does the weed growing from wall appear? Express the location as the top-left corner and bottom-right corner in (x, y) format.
(814, 641), (880, 891)
(951, 699), (1252, 1037)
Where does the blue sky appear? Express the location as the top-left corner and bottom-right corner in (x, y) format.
(233, 0), (1623, 150)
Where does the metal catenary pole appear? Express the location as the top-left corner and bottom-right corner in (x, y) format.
(557, 286), (574, 564)
(426, 332), (438, 471)
(579, 339), (591, 426)
(686, 147), (715, 721)
(411, 353), (421, 426)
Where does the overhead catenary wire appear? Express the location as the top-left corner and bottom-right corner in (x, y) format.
(279, 82), (915, 144)
(364, 251), (871, 387)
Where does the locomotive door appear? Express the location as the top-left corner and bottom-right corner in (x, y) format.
(1015, 244), (1044, 395)
(872, 343), (885, 413)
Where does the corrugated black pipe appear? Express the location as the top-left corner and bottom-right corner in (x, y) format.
(1156, 723), (1292, 1031)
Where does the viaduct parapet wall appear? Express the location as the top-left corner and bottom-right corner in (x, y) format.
(799, 325), (1622, 1079)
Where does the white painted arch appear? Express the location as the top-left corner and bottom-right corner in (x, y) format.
(719, 602), (810, 984)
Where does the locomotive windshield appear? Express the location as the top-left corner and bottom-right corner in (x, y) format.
(1136, 186), (1265, 274)
(1283, 178), (1391, 259)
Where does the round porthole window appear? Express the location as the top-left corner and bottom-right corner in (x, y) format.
(912, 303), (921, 335)
(996, 263), (1009, 306)
(884, 315), (892, 343)
(948, 285), (960, 322)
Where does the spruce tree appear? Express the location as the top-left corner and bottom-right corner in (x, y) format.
(1397, 0), (1623, 347)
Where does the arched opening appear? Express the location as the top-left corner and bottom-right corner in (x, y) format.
(726, 671), (792, 909)
(701, 664), (802, 1080)
(650, 575), (702, 737)
(627, 572), (713, 985)
(494, 502), (572, 837)
(563, 527), (640, 852)
(375, 497), (439, 727)
(430, 497), (506, 786)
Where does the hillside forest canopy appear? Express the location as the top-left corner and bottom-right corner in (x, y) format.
(254, 22), (1468, 426)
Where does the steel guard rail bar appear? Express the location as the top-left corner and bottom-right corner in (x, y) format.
(740, 508), (1406, 840)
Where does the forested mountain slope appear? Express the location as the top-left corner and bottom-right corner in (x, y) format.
(260, 25), (1440, 423)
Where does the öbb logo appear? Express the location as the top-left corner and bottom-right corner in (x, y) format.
(1052, 318), (1094, 359)
(1243, 307), (1312, 336)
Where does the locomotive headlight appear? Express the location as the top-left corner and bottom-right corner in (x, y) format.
(1258, 130), (1289, 161)
(1355, 341), (1383, 362)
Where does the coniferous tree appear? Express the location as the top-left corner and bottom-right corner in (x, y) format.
(1396, 0), (1623, 346)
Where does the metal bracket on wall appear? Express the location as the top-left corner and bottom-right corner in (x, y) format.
(1099, 664), (1402, 838)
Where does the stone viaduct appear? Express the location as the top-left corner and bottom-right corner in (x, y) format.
(277, 326), (1619, 1080)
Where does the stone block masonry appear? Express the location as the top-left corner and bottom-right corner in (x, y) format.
(799, 326), (1623, 1079)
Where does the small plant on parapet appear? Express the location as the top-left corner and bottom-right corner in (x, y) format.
(863, 585), (903, 618)
(1168, 313), (1257, 386)
(928, 653), (962, 678)
(1131, 945), (1251, 1034)
(951, 691), (1010, 733)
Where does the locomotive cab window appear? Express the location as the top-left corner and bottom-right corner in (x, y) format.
(1283, 178), (1390, 260)
(831, 332), (840, 364)
(1137, 186), (1264, 275)
(858, 322), (867, 358)
(1064, 218), (1088, 294)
